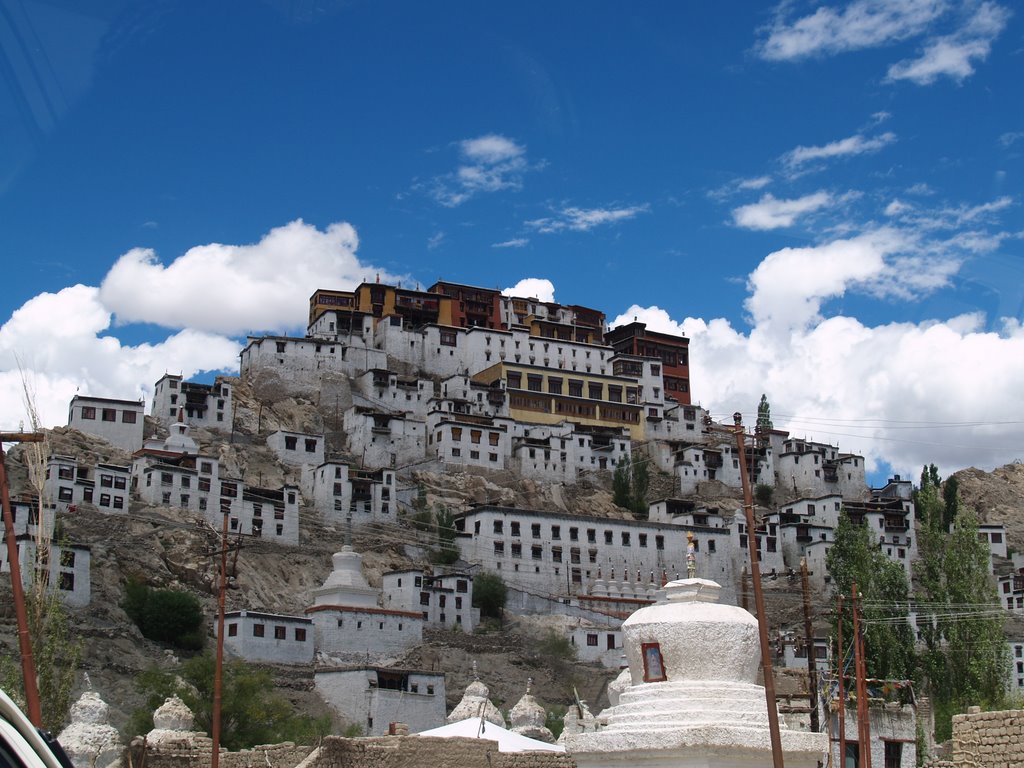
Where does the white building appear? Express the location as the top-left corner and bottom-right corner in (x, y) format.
(772, 437), (867, 500)
(239, 334), (388, 394)
(305, 461), (397, 524)
(267, 430), (325, 468)
(307, 546), (423, 662)
(343, 407), (427, 470)
(428, 412), (514, 472)
(1, 536), (91, 607)
(314, 666), (445, 736)
(381, 569), (479, 632)
(45, 456), (131, 514)
(219, 610), (314, 665)
(454, 506), (737, 605)
(1009, 640), (1024, 693)
(151, 374), (234, 430)
(569, 624), (623, 668)
(67, 395), (145, 453)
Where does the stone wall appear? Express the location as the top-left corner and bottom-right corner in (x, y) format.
(129, 739), (314, 768)
(924, 707), (1024, 768)
(310, 736), (576, 768)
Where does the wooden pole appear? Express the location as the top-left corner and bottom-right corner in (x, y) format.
(837, 595), (846, 768)
(852, 585), (871, 768)
(211, 498), (230, 768)
(733, 413), (785, 768)
(800, 558), (819, 732)
(0, 432), (45, 727)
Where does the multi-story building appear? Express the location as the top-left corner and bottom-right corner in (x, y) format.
(343, 407), (427, 470)
(67, 395), (145, 453)
(151, 374), (234, 430)
(772, 436), (867, 500)
(453, 505), (736, 604)
(305, 461), (397, 524)
(45, 455), (132, 514)
(314, 666), (446, 737)
(605, 320), (691, 405)
(1, 535), (91, 607)
(381, 568), (479, 632)
(267, 430), (325, 468)
(219, 610), (314, 665)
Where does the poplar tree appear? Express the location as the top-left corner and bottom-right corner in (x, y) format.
(915, 472), (1007, 740)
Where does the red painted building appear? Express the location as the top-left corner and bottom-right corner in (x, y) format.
(605, 321), (691, 405)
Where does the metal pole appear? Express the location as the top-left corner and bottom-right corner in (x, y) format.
(837, 595), (846, 768)
(0, 433), (45, 727)
(733, 413), (784, 768)
(211, 499), (230, 768)
(800, 558), (820, 732)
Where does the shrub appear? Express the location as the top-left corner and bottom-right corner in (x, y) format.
(472, 572), (507, 620)
(122, 578), (205, 649)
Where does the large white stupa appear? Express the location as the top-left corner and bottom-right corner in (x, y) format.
(566, 578), (827, 768)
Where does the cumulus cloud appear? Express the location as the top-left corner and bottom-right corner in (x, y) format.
(610, 241), (1024, 477)
(0, 285), (240, 430)
(502, 278), (555, 302)
(430, 134), (532, 207)
(732, 191), (833, 230)
(100, 219), (397, 335)
(525, 204), (649, 234)
(2, 218), (393, 429)
(886, 1), (1011, 84)
(783, 131), (897, 167)
(757, 0), (947, 61)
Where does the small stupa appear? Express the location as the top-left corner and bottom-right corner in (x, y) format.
(447, 661), (506, 727)
(57, 684), (123, 768)
(508, 679), (554, 743)
(144, 695), (211, 748)
(312, 544), (378, 608)
(567, 578), (827, 767)
(558, 692), (597, 744)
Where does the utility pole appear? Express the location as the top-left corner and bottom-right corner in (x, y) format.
(800, 558), (819, 732)
(1, 431), (45, 727)
(732, 413), (785, 768)
(211, 497), (231, 768)
(852, 586), (871, 768)
(837, 595), (846, 768)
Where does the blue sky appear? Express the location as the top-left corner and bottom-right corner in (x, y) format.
(1, 1), (1022, 482)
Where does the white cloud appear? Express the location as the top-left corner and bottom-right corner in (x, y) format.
(0, 285), (240, 431)
(758, 0), (948, 61)
(502, 278), (555, 303)
(885, 199), (912, 216)
(611, 244), (1024, 477)
(525, 204), (649, 234)
(1000, 131), (1024, 148)
(100, 219), (397, 335)
(430, 134), (531, 207)
(492, 238), (529, 248)
(887, 195), (1014, 230)
(1, 219), (393, 430)
(731, 191), (833, 230)
(739, 175), (773, 190)
(783, 131), (897, 167)
(886, 1), (1011, 84)
(427, 231), (445, 250)
(709, 175), (773, 200)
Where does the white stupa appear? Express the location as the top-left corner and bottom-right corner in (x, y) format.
(566, 578), (827, 768)
(447, 662), (506, 727)
(312, 545), (379, 608)
(508, 679), (554, 743)
(57, 687), (123, 768)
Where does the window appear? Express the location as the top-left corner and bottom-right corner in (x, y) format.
(102, 408), (117, 422)
(507, 372), (522, 389)
(551, 525), (561, 540)
(883, 742), (902, 768)
(58, 487), (74, 502)
(621, 532), (630, 546)
(493, 541), (505, 556)
(510, 521), (521, 536)
(532, 545), (542, 560)
(548, 377), (563, 395)
(607, 386), (622, 403)
(604, 530), (613, 544)
(588, 382), (603, 399)
(586, 633), (598, 646)
(489, 432), (500, 446)
(99, 494), (111, 507)
(552, 546), (562, 563)
(274, 626), (286, 640)
(655, 535), (665, 550)
(470, 430), (482, 444)
(511, 543), (522, 558)
(295, 627), (306, 642)
(81, 406), (96, 420)
(639, 533), (647, 548)
(451, 427), (462, 441)
(253, 624), (265, 637)
(122, 410), (137, 424)
(284, 436), (297, 450)
(527, 375), (543, 392)
(493, 520), (504, 534)
(708, 540), (716, 553)
(305, 439), (317, 452)
(568, 379), (583, 397)
(587, 528), (596, 543)
(228, 623), (238, 636)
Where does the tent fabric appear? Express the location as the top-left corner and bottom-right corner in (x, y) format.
(416, 717), (566, 753)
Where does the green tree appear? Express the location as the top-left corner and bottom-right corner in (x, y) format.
(429, 506), (459, 565)
(611, 454), (649, 518)
(826, 513), (916, 682)
(754, 483), (774, 508)
(942, 476), (960, 530)
(127, 653), (330, 748)
(472, 571), (507, 620)
(122, 579), (205, 649)
(915, 475), (1007, 740)
(756, 394), (773, 432)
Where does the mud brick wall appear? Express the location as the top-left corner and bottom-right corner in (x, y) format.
(923, 708), (1024, 768)
(312, 736), (576, 768)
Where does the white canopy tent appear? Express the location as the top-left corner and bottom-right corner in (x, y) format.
(416, 717), (565, 753)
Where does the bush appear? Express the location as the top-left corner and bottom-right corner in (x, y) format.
(472, 572), (507, 620)
(122, 579), (205, 649)
(754, 483), (774, 508)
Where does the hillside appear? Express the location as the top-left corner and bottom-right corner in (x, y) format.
(952, 462), (1024, 552)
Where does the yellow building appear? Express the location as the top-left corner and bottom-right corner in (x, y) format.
(309, 284), (455, 328)
(472, 362), (644, 440)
